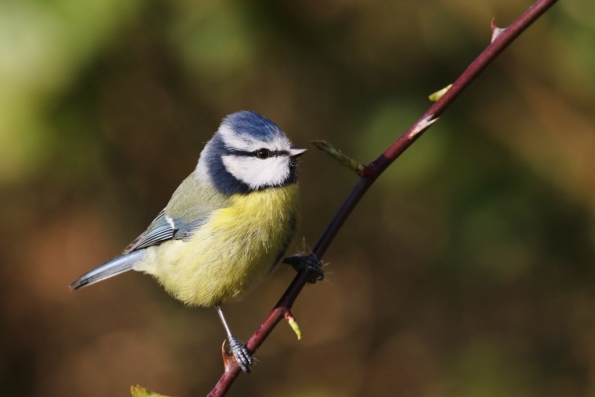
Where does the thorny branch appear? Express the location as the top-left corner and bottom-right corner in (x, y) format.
(208, 0), (559, 395)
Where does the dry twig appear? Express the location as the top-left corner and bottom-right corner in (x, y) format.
(208, 1), (559, 395)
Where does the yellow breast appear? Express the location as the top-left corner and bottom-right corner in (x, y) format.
(135, 184), (301, 307)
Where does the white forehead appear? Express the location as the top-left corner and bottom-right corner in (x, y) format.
(218, 124), (291, 152)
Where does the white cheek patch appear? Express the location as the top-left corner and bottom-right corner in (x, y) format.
(222, 155), (290, 189)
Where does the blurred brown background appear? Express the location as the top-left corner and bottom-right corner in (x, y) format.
(1, 0), (595, 396)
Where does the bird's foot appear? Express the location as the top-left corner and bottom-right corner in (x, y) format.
(283, 253), (324, 284)
(227, 335), (253, 373)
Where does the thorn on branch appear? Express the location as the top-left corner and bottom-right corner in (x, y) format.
(491, 17), (507, 42)
(284, 311), (302, 340)
(130, 385), (174, 397)
(311, 140), (370, 177)
(221, 340), (237, 373)
(408, 115), (439, 140)
(429, 84), (452, 102)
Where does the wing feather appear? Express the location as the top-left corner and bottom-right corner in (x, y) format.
(122, 172), (228, 254)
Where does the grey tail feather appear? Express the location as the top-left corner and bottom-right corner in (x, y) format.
(70, 250), (146, 290)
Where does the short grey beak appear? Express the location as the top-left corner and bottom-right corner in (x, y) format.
(290, 147), (307, 158)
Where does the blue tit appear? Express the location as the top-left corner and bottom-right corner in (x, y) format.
(70, 110), (307, 373)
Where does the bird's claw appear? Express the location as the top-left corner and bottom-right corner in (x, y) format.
(283, 253), (324, 284)
(227, 335), (253, 373)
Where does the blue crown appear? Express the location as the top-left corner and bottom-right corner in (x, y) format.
(223, 111), (283, 142)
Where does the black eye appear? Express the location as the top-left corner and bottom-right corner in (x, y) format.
(256, 149), (270, 159)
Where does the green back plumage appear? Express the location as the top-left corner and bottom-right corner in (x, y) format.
(123, 171), (229, 254)
(166, 171), (229, 222)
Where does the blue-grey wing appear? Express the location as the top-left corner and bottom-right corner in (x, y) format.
(122, 209), (206, 254)
(122, 171), (227, 254)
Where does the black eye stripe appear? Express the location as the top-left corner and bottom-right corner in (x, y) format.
(227, 149), (289, 157)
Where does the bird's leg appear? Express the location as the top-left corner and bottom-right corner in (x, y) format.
(283, 253), (325, 283)
(216, 306), (253, 373)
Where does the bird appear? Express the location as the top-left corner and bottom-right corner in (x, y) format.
(70, 110), (318, 373)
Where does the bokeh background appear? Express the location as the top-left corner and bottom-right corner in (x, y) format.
(1, 0), (595, 396)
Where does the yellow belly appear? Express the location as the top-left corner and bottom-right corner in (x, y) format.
(134, 184), (300, 307)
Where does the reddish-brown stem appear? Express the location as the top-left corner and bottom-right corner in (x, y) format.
(208, 0), (558, 395)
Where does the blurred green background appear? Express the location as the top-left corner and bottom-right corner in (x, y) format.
(1, 0), (595, 396)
